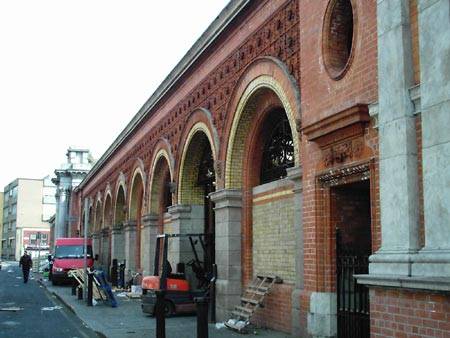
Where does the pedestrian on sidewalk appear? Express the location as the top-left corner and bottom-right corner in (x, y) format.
(19, 251), (32, 283)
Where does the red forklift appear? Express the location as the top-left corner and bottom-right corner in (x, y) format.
(141, 233), (215, 316)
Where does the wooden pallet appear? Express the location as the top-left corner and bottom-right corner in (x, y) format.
(225, 275), (282, 333)
(68, 269), (107, 301)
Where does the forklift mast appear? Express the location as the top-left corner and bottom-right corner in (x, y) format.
(153, 233), (212, 290)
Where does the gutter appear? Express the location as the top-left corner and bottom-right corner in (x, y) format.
(78, 0), (251, 191)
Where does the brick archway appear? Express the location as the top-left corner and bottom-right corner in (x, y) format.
(148, 143), (174, 216)
(103, 191), (113, 229)
(102, 191), (113, 273)
(94, 198), (102, 233)
(221, 58), (301, 332)
(113, 177), (127, 226)
(177, 120), (217, 205)
(128, 168), (145, 272)
(224, 57), (301, 190)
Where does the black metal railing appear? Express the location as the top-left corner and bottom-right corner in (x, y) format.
(336, 229), (370, 338)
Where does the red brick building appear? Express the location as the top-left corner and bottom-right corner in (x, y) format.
(71, 0), (450, 337)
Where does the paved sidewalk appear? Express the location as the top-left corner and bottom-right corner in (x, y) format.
(38, 277), (291, 338)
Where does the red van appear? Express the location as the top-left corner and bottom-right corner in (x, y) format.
(52, 238), (94, 285)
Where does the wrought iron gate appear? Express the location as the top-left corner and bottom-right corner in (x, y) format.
(336, 229), (370, 338)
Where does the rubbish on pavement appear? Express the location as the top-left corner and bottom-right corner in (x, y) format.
(225, 319), (247, 331)
(131, 285), (142, 294)
(0, 307), (24, 311)
(215, 322), (226, 329)
(41, 306), (62, 311)
(126, 292), (141, 299)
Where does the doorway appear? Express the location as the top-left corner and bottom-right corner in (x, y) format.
(332, 180), (371, 338)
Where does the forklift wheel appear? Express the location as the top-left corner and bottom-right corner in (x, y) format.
(164, 300), (175, 317)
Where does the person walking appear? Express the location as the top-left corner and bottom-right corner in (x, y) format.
(19, 251), (33, 283)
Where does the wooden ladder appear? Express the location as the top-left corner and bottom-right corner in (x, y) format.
(225, 275), (282, 332)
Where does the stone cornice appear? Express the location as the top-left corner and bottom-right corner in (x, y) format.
(302, 104), (370, 147)
(355, 274), (450, 293)
(78, 0), (252, 191)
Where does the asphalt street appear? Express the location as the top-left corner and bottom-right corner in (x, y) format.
(0, 261), (98, 338)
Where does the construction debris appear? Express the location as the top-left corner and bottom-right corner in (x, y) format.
(0, 307), (24, 311)
(225, 275), (282, 333)
(41, 306), (62, 311)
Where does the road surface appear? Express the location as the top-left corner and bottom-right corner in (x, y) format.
(0, 261), (98, 338)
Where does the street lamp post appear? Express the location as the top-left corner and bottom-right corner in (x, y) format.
(37, 231), (41, 273)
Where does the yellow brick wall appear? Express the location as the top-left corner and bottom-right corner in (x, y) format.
(252, 190), (296, 283)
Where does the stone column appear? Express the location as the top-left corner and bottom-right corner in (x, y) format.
(92, 232), (100, 261)
(101, 228), (110, 274)
(167, 204), (204, 263)
(287, 167), (305, 337)
(124, 220), (137, 273)
(141, 213), (159, 276)
(209, 189), (242, 322)
(412, 0), (450, 276)
(369, 0), (420, 275)
(55, 187), (70, 239)
(111, 223), (125, 263)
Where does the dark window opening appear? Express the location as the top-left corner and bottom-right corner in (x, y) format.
(323, 0), (354, 79)
(197, 145), (215, 187)
(260, 108), (294, 184)
(162, 177), (172, 212)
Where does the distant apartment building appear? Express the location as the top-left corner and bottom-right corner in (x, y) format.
(0, 192), (3, 253)
(1, 177), (56, 260)
(52, 148), (93, 241)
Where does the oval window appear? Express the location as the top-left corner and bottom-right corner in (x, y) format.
(323, 0), (355, 80)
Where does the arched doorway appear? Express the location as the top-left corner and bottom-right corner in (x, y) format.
(111, 184), (126, 267)
(129, 171), (144, 272)
(93, 201), (102, 262)
(177, 126), (216, 291)
(149, 152), (173, 233)
(102, 193), (113, 275)
(225, 82), (300, 331)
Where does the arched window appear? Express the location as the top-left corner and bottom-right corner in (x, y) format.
(162, 172), (172, 212)
(260, 108), (294, 184)
(197, 145), (215, 187)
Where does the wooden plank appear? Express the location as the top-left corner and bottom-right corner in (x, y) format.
(247, 285), (269, 292)
(235, 305), (254, 314)
(231, 310), (250, 319)
(241, 297), (259, 305)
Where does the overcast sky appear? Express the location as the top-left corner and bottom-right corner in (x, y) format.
(0, 0), (229, 190)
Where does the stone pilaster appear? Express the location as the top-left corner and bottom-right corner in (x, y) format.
(412, 0), (450, 276)
(92, 232), (101, 265)
(101, 228), (110, 273)
(111, 223), (125, 263)
(369, 0), (420, 275)
(287, 166), (305, 337)
(209, 189), (242, 322)
(141, 213), (159, 276)
(167, 204), (204, 288)
(124, 220), (137, 273)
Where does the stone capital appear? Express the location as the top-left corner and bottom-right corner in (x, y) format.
(167, 204), (192, 220)
(287, 166), (303, 192)
(141, 213), (159, 227)
(123, 220), (137, 231)
(209, 189), (242, 209)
